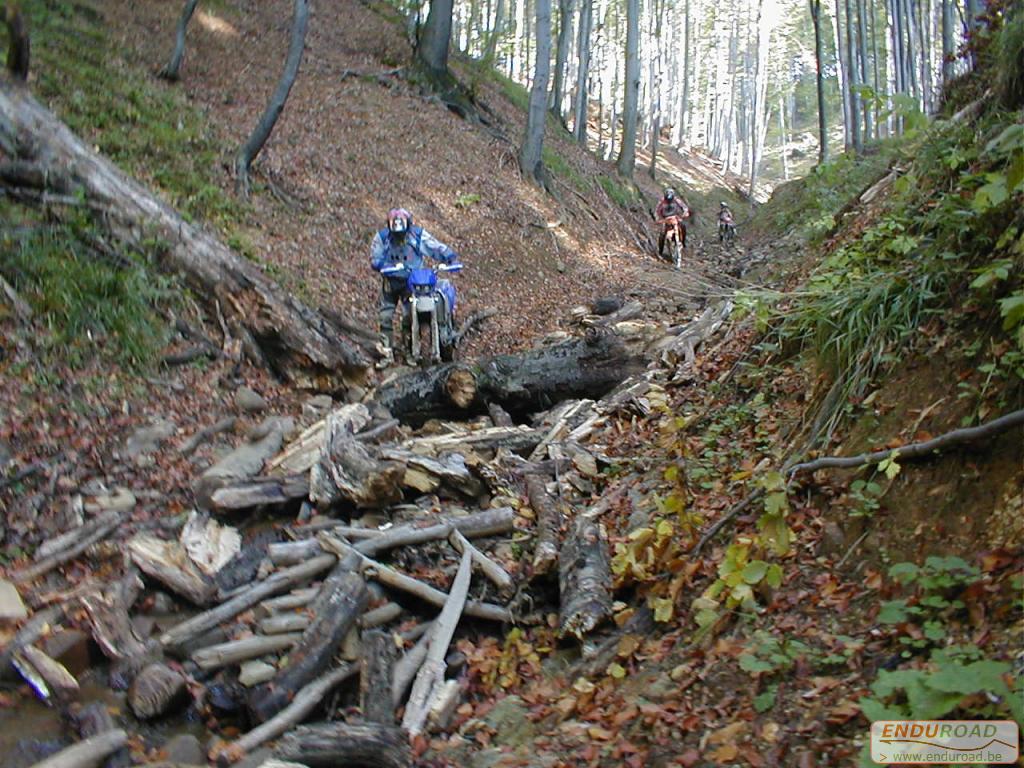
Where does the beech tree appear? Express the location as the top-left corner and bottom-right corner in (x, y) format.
(519, 0), (552, 183)
(616, 0), (640, 177)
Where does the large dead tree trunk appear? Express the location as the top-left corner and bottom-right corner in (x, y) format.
(0, 81), (368, 390)
(373, 330), (644, 424)
(275, 723), (410, 768)
(558, 514), (612, 639)
(235, 0), (308, 196)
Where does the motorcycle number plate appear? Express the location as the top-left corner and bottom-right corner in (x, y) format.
(415, 296), (436, 312)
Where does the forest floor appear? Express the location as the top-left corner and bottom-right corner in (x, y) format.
(1, 0), (1022, 767)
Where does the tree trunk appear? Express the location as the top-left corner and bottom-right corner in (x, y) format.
(159, 0), (200, 81)
(418, 0), (455, 74)
(235, 0), (308, 196)
(519, 0), (552, 183)
(810, 0), (828, 162)
(4, 2), (29, 81)
(845, 0), (862, 152)
(679, 0), (692, 146)
(0, 83), (368, 390)
(482, 0), (506, 62)
(275, 723), (410, 768)
(572, 0), (592, 144)
(550, 0), (574, 122)
(615, 0), (640, 177)
(248, 559), (368, 723)
(856, 0), (871, 138)
(372, 332), (644, 424)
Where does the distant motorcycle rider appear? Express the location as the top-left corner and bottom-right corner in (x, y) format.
(370, 208), (458, 351)
(655, 187), (690, 258)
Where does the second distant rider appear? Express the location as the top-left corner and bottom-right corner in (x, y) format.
(370, 207), (458, 356)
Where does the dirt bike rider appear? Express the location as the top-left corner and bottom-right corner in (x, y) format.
(718, 201), (735, 227)
(370, 208), (458, 355)
(655, 187), (691, 258)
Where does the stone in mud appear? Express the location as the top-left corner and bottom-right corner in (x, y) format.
(0, 578), (27, 622)
(162, 733), (204, 765)
(129, 662), (188, 719)
(247, 416), (295, 442)
(235, 387), (269, 413)
(193, 427), (286, 510)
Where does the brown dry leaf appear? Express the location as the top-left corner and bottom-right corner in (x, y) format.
(587, 726), (615, 741)
(707, 721), (747, 746)
(707, 743), (739, 763)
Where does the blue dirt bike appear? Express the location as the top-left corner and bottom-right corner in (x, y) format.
(380, 262), (463, 364)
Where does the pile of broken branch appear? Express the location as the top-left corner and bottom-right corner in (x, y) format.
(1, 298), (734, 768)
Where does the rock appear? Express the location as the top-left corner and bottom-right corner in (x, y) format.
(125, 419), (176, 462)
(238, 660), (276, 687)
(0, 579), (27, 622)
(302, 394), (333, 423)
(42, 628), (93, 676)
(555, 260), (566, 273)
(84, 487), (136, 514)
(145, 592), (177, 615)
(163, 734), (204, 765)
(344, 385), (367, 404)
(235, 387), (268, 413)
(247, 416), (295, 442)
(132, 615), (157, 639)
(234, 748), (273, 768)
(129, 663), (188, 719)
(483, 695), (536, 747)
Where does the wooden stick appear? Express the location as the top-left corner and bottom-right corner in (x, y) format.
(12, 515), (121, 583)
(159, 555), (336, 652)
(449, 529), (513, 593)
(35, 511), (120, 561)
(210, 664), (357, 764)
(258, 587), (320, 615)
(14, 645), (79, 701)
(402, 549), (472, 736)
(192, 634), (303, 672)
(525, 475), (561, 575)
(355, 507), (515, 558)
(787, 408), (1024, 476)
(319, 536), (510, 622)
(0, 606), (63, 678)
(391, 628), (431, 708)
(259, 614), (311, 635)
(359, 602), (403, 629)
(26, 730), (128, 768)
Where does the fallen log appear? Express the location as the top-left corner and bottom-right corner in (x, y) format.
(265, 404), (372, 477)
(274, 723), (410, 768)
(310, 409), (403, 510)
(159, 554), (337, 653)
(525, 475), (562, 576)
(0, 83), (367, 389)
(26, 730), (128, 768)
(248, 557), (369, 722)
(558, 515), (612, 640)
(210, 663), (358, 764)
(81, 587), (149, 663)
(12, 645), (79, 702)
(192, 633), (303, 672)
(373, 330), (644, 424)
(34, 510), (121, 562)
(360, 629), (396, 724)
(402, 424), (542, 454)
(127, 535), (217, 606)
(378, 448), (483, 496)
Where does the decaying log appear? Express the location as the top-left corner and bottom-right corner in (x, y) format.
(449, 529), (513, 593)
(127, 535), (216, 606)
(402, 549), (471, 736)
(528, 399), (595, 461)
(310, 409), (403, 510)
(26, 730), (128, 768)
(248, 557), (369, 722)
(0, 83), (368, 389)
(12, 513), (121, 584)
(558, 515), (612, 639)
(12, 645), (79, 702)
(210, 663), (358, 764)
(81, 588), (148, 663)
(274, 723), (410, 768)
(427, 679), (462, 731)
(360, 629), (396, 724)
(160, 555), (337, 653)
(209, 474), (310, 513)
(128, 662), (187, 720)
(320, 537), (510, 622)
(373, 331), (644, 424)
(653, 300), (733, 368)
(192, 633), (302, 672)
(525, 475), (562, 575)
